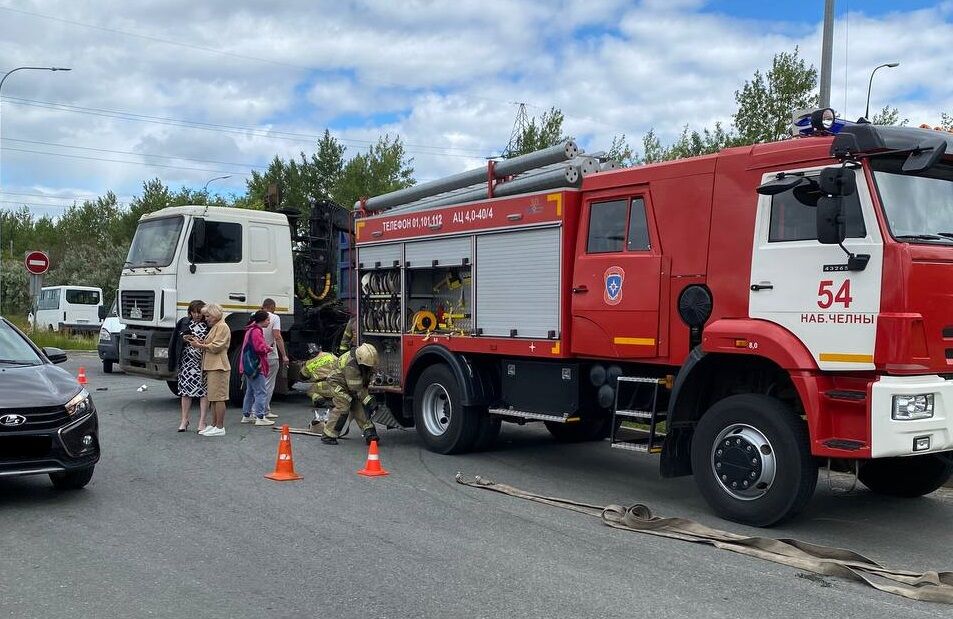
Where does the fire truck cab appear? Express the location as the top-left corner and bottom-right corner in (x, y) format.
(355, 119), (953, 526)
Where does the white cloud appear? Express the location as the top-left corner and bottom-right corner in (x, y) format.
(0, 0), (952, 216)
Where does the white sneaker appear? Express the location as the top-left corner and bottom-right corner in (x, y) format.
(198, 426), (213, 435)
(254, 417), (275, 426)
(265, 412), (278, 419)
(204, 427), (225, 437)
(240, 415), (254, 424)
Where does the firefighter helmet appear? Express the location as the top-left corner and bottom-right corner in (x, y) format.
(354, 343), (379, 369)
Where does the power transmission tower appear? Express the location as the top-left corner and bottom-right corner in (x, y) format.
(502, 102), (530, 158)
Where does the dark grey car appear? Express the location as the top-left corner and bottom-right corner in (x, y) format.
(0, 317), (100, 489)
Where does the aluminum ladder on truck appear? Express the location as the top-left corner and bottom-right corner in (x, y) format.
(610, 376), (670, 453)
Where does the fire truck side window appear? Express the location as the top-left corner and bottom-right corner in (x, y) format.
(768, 182), (866, 242)
(587, 199), (628, 253)
(626, 197), (651, 251)
(189, 221), (243, 263)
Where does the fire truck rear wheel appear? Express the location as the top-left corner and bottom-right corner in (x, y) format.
(858, 454), (953, 498)
(166, 381), (179, 396)
(228, 346), (245, 407)
(413, 364), (479, 454)
(544, 415), (612, 442)
(691, 394), (817, 527)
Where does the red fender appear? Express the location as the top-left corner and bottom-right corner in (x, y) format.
(702, 319), (818, 370)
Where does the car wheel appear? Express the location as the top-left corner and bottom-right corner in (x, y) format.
(858, 454), (953, 497)
(166, 381), (179, 396)
(103, 360), (114, 374)
(545, 414), (612, 442)
(50, 466), (95, 490)
(691, 394), (818, 527)
(413, 364), (479, 454)
(473, 414), (502, 451)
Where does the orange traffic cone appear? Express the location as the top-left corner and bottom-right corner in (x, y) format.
(265, 424), (302, 481)
(77, 367), (88, 386)
(358, 440), (389, 477)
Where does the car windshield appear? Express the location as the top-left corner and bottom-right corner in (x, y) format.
(0, 320), (42, 366)
(872, 157), (953, 243)
(126, 216), (184, 268)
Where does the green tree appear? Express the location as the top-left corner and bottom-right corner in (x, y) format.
(505, 107), (568, 158)
(871, 105), (907, 126)
(606, 135), (636, 167)
(733, 47), (818, 144)
(332, 135), (415, 209)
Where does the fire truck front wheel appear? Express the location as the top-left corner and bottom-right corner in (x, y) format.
(691, 394), (818, 527)
(858, 454), (953, 498)
(413, 364), (480, 454)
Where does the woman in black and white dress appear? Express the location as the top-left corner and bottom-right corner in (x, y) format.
(172, 300), (209, 432)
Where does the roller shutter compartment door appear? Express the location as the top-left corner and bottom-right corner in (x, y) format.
(476, 228), (560, 339)
(405, 237), (470, 268)
(358, 244), (402, 269)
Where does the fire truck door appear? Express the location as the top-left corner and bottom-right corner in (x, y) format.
(571, 193), (662, 359)
(748, 167), (883, 371)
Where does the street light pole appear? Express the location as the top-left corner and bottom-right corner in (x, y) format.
(0, 66), (71, 313)
(203, 174), (232, 193)
(864, 62), (900, 122)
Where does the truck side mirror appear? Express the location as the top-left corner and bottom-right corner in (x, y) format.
(817, 196), (846, 245)
(819, 167), (856, 197)
(756, 175), (806, 196)
(98, 305), (108, 321)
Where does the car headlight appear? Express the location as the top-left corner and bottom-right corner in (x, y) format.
(892, 394), (935, 420)
(99, 328), (111, 343)
(66, 389), (92, 417)
(154, 347), (169, 359)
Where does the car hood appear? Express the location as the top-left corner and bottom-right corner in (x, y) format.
(0, 363), (82, 408)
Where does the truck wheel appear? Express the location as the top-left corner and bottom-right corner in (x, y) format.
(413, 364), (479, 454)
(473, 414), (502, 451)
(691, 394), (817, 527)
(228, 347), (245, 407)
(103, 360), (114, 374)
(545, 415), (612, 442)
(50, 466), (95, 490)
(167, 381), (179, 396)
(858, 454), (953, 497)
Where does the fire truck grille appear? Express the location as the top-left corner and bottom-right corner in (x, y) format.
(121, 291), (155, 321)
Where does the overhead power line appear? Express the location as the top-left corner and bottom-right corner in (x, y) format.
(1, 146), (253, 176)
(1, 137), (264, 170)
(3, 96), (490, 159)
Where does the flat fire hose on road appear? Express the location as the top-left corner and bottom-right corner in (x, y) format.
(455, 474), (953, 604)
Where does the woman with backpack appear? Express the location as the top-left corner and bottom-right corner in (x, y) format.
(239, 310), (275, 426)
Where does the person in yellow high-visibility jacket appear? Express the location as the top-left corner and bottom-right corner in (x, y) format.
(308, 343), (380, 445)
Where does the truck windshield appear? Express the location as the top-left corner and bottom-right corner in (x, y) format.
(126, 216), (184, 267)
(873, 157), (953, 243)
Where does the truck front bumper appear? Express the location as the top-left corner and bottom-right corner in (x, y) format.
(871, 375), (953, 458)
(119, 327), (174, 380)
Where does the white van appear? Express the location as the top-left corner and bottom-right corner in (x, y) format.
(34, 286), (104, 334)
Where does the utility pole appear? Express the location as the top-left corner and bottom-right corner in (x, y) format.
(819, 0), (835, 108)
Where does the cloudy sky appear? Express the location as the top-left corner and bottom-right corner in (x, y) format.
(1, 0), (951, 219)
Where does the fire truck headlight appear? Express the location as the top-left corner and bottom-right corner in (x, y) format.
(891, 394), (935, 420)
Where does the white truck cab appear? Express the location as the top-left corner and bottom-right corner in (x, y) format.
(117, 206), (294, 382)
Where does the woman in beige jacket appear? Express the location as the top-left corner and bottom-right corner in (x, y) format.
(190, 303), (231, 437)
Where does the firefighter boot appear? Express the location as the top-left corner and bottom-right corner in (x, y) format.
(362, 425), (380, 446)
(320, 435), (338, 445)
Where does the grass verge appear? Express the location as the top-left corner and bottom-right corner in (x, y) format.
(10, 319), (99, 351)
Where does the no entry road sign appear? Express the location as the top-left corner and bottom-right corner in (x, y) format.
(24, 250), (50, 276)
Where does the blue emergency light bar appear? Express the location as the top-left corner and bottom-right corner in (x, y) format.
(792, 107), (855, 137)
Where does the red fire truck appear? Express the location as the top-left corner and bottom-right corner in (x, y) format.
(353, 112), (953, 526)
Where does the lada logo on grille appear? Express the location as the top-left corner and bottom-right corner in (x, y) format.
(0, 414), (27, 427)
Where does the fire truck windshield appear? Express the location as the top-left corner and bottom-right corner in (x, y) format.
(873, 157), (953, 244)
(125, 216), (184, 268)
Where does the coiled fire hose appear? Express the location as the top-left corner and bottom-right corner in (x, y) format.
(455, 474), (953, 604)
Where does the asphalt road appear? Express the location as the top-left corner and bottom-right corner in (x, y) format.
(1, 352), (951, 618)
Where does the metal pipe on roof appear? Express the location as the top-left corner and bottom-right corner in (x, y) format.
(356, 140), (579, 211)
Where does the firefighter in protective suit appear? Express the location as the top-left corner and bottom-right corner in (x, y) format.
(311, 343), (381, 445)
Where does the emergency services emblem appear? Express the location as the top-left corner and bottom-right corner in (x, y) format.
(604, 266), (625, 306)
